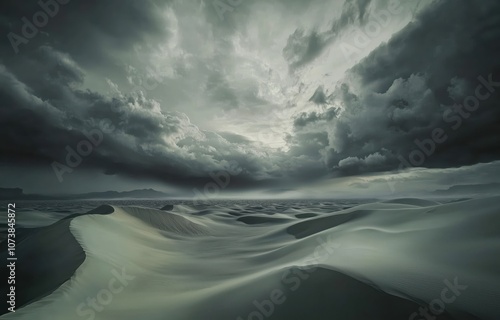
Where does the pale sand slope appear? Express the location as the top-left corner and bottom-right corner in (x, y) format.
(1, 197), (499, 319)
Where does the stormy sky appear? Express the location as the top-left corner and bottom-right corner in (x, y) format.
(1, 0), (499, 197)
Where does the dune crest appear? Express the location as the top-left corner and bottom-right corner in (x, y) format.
(120, 206), (210, 236)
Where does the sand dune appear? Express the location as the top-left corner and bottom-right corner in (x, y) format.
(1, 197), (499, 319)
(121, 206), (210, 236)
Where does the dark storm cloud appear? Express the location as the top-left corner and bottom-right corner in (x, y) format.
(292, 0), (500, 175)
(350, 0), (500, 93)
(0, 1), (291, 192)
(0, 1), (283, 189)
(0, 55), (281, 189)
(0, 63), (83, 165)
(0, 0), (171, 68)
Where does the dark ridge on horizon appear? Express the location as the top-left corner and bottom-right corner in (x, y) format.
(0, 187), (169, 201)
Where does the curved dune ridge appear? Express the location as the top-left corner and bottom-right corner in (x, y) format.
(120, 206), (210, 236)
(381, 198), (441, 207)
(1, 197), (500, 319)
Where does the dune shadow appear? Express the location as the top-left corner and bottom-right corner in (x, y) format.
(237, 216), (291, 225)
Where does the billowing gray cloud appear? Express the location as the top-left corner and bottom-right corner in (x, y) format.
(0, 46), (281, 189)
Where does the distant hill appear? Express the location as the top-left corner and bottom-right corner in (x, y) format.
(0, 188), (23, 198)
(0, 188), (168, 200)
(0, 188), (50, 200)
(435, 183), (500, 196)
(66, 189), (168, 199)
